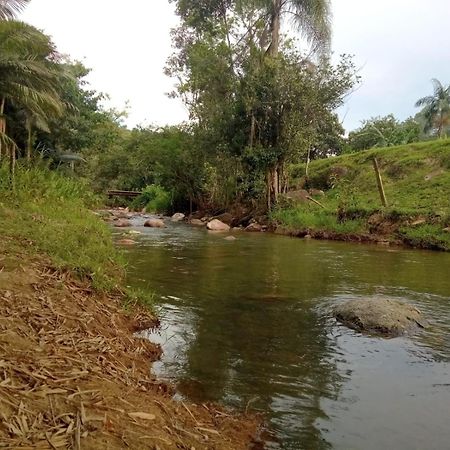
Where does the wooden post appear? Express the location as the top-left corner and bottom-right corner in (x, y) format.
(372, 157), (388, 207)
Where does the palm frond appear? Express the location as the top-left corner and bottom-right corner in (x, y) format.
(0, 0), (29, 20)
(415, 95), (434, 107)
(283, 0), (332, 53)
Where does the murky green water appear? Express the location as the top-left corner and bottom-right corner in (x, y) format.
(117, 218), (450, 449)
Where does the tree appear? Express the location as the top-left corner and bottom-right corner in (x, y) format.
(247, 0), (333, 205)
(0, 0), (29, 20)
(0, 21), (66, 175)
(347, 115), (421, 151)
(168, 0), (355, 210)
(415, 79), (450, 138)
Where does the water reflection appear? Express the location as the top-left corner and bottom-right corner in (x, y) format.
(119, 219), (450, 449)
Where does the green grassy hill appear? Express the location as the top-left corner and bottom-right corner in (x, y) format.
(272, 139), (450, 250)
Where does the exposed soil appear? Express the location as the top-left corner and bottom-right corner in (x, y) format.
(0, 238), (259, 449)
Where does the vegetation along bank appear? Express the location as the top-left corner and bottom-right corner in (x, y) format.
(271, 139), (450, 251)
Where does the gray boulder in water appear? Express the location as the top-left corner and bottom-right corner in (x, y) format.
(334, 298), (428, 337)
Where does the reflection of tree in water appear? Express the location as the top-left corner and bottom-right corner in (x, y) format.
(176, 236), (343, 449)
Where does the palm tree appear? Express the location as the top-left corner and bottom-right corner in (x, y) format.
(265, 0), (332, 57)
(0, 0), (30, 20)
(415, 79), (450, 138)
(0, 21), (66, 176)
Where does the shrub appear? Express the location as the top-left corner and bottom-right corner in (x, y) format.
(131, 185), (171, 213)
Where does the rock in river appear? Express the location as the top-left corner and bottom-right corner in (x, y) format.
(114, 219), (131, 228)
(117, 238), (136, 245)
(245, 222), (262, 232)
(334, 298), (428, 337)
(171, 213), (185, 222)
(190, 219), (204, 226)
(144, 218), (166, 228)
(206, 219), (230, 232)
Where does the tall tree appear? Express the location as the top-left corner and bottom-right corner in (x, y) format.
(256, 0), (332, 205)
(415, 79), (450, 138)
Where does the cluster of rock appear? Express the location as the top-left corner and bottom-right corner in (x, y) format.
(99, 208), (269, 247)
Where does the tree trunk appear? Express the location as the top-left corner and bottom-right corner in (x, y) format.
(305, 148), (312, 188)
(249, 114), (256, 148)
(266, 169), (272, 210)
(269, 0), (282, 57)
(0, 97), (5, 161)
(26, 117), (33, 162)
(9, 144), (15, 186)
(264, 0), (282, 209)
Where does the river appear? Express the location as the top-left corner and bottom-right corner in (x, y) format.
(115, 217), (450, 449)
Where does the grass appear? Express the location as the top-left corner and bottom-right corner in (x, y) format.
(277, 139), (450, 250)
(0, 163), (123, 291)
(272, 208), (365, 234)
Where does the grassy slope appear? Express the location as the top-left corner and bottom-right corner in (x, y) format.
(0, 164), (123, 291)
(273, 139), (450, 250)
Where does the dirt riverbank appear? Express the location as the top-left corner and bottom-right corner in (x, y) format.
(0, 237), (259, 449)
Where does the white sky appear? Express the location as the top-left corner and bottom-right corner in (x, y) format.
(21, 0), (450, 132)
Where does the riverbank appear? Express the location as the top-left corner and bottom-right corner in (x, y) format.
(272, 140), (450, 251)
(0, 166), (259, 449)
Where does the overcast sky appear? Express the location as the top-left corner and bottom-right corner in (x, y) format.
(21, 0), (450, 132)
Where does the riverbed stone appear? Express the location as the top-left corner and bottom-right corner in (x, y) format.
(112, 209), (132, 219)
(334, 298), (428, 337)
(117, 238), (137, 245)
(190, 219), (204, 226)
(206, 219), (230, 232)
(171, 213), (185, 222)
(144, 218), (166, 228)
(213, 212), (234, 226)
(114, 219), (131, 227)
(225, 236), (237, 241)
(245, 222), (262, 232)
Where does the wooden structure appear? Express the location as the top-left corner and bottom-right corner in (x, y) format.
(107, 190), (142, 199)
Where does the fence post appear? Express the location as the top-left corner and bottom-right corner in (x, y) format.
(372, 157), (388, 207)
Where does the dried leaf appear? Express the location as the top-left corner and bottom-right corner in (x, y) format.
(128, 412), (156, 421)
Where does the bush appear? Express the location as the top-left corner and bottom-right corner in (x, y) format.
(131, 185), (171, 213)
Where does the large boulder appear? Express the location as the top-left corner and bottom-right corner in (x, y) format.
(114, 219), (131, 228)
(171, 213), (185, 222)
(286, 189), (310, 203)
(206, 219), (230, 232)
(190, 219), (204, 226)
(334, 298), (428, 337)
(144, 218), (166, 228)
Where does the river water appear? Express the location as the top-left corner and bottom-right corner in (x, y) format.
(116, 218), (450, 449)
